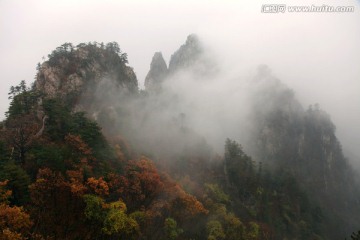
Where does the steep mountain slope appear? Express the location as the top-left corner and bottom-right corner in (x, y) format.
(248, 65), (360, 238)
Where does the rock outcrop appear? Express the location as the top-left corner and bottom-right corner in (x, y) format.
(35, 42), (138, 113)
(144, 52), (168, 93)
(144, 34), (217, 94)
(168, 34), (203, 73)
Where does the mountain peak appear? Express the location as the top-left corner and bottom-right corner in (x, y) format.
(34, 42), (138, 112)
(144, 52), (168, 93)
(168, 34), (203, 73)
(185, 33), (200, 45)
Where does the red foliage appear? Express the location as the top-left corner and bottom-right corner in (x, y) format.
(107, 173), (128, 199)
(0, 180), (33, 240)
(65, 134), (95, 168)
(29, 168), (88, 239)
(160, 174), (208, 221)
(66, 169), (87, 196)
(86, 177), (109, 197)
(120, 157), (164, 210)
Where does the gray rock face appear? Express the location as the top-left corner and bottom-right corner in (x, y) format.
(168, 34), (202, 74)
(34, 43), (138, 112)
(144, 34), (218, 94)
(144, 52), (168, 93)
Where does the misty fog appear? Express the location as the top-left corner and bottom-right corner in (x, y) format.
(1, 0), (359, 167)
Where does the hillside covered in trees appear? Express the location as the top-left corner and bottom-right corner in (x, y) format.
(0, 36), (359, 240)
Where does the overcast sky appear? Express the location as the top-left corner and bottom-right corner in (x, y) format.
(1, 0), (360, 157)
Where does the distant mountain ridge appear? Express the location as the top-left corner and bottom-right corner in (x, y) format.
(248, 65), (360, 237)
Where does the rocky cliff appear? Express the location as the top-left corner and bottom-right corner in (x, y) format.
(35, 42), (138, 113)
(144, 52), (168, 93)
(144, 34), (218, 94)
(168, 34), (203, 73)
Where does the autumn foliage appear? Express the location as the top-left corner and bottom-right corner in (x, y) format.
(0, 181), (33, 240)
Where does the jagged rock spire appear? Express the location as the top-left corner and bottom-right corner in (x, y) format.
(144, 52), (168, 93)
(168, 34), (202, 74)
